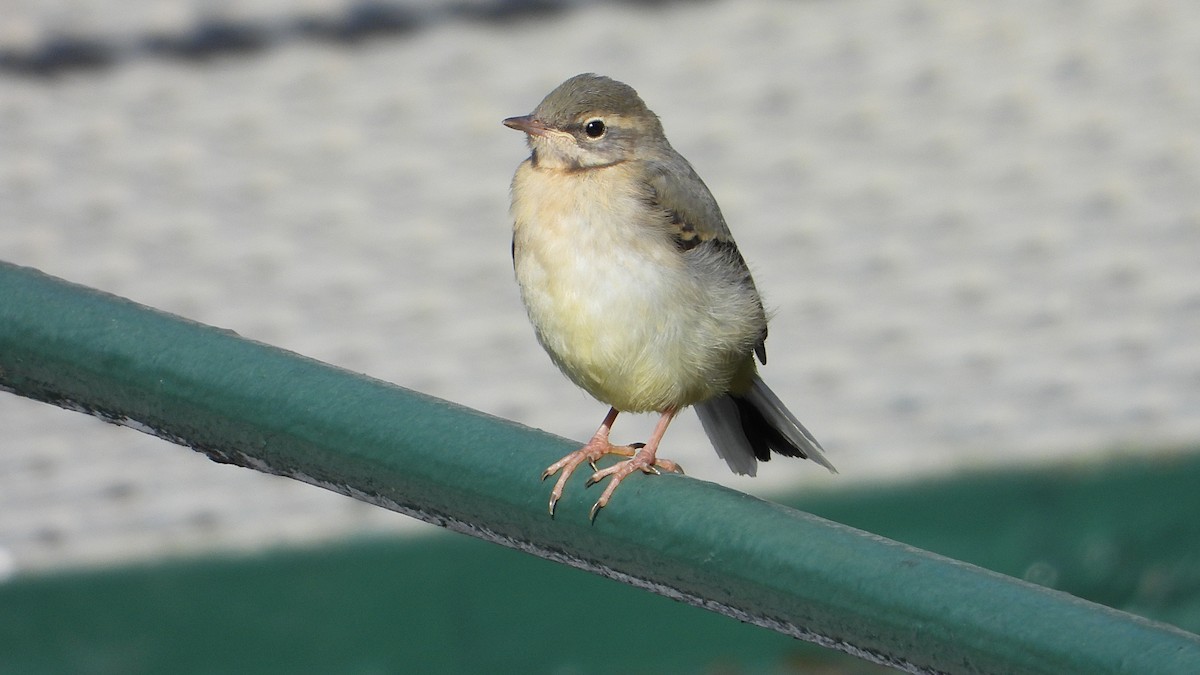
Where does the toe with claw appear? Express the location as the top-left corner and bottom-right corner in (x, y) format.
(539, 407), (680, 520)
(585, 451), (683, 521)
(541, 438), (638, 517)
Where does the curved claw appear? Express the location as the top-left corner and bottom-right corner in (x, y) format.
(542, 432), (677, 521)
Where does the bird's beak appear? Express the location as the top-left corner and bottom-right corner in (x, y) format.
(503, 115), (550, 137)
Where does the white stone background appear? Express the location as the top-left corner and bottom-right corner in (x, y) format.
(1, 0), (1199, 577)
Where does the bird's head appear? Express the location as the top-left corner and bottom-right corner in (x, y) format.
(503, 73), (666, 171)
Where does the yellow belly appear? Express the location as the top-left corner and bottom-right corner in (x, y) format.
(510, 161), (759, 412)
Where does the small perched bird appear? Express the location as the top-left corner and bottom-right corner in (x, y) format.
(504, 73), (835, 520)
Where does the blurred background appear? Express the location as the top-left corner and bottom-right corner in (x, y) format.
(1, 0), (1199, 671)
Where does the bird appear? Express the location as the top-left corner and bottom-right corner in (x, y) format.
(503, 73), (835, 520)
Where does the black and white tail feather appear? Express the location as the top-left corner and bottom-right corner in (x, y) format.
(696, 376), (836, 477)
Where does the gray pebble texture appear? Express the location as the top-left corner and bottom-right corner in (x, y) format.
(1, 0), (1199, 576)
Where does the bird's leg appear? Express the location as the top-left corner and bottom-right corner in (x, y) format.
(541, 407), (642, 516)
(584, 408), (682, 521)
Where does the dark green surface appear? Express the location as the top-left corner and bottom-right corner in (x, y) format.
(2, 454), (1198, 675)
(3, 260), (1199, 674)
(800, 452), (1200, 635)
(0, 536), (882, 675)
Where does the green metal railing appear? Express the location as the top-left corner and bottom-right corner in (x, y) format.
(2, 260), (1199, 674)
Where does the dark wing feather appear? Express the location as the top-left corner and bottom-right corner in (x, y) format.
(645, 156), (733, 246)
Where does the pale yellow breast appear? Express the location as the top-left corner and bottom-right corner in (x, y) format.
(510, 160), (760, 412)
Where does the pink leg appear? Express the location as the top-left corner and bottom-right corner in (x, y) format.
(541, 408), (629, 516)
(540, 407), (683, 518)
(584, 408), (682, 521)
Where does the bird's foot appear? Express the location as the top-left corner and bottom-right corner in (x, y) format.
(542, 439), (643, 517)
(583, 450), (683, 521)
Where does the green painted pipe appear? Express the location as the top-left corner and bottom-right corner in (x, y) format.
(2, 260), (1198, 674)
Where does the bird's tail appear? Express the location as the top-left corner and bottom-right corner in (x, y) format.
(695, 376), (836, 477)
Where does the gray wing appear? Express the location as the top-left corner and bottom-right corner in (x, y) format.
(645, 154), (734, 248)
(645, 155), (769, 364)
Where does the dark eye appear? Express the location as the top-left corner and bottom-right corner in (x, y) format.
(583, 119), (606, 138)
